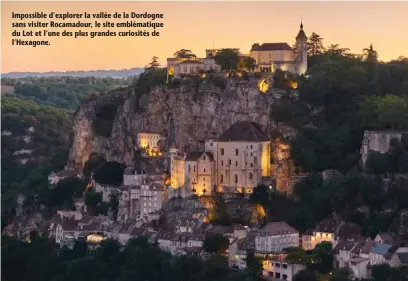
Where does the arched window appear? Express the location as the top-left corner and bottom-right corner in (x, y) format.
(235, 149), (239, 156)
(249, 172), (253, 180)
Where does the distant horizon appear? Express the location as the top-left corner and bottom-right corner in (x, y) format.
(2, 1), (408, 73)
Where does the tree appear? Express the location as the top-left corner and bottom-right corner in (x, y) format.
(245, 252), (263, 276)
(249, 184), (269, 207)
(329, 267), (353, 281)
(285, 248), (313, 265)
(243, 57), (256, 72)
(363, 43), (378, 64)
(365, 151), (390, 174)
(173, 49), (197, 59)
(293, 269), (318, 281)
(145, 56), (161, 72)
(93, 161), (125, 186)
(307, 33), (325, 56)
(215, 48), (240, 73)
(203, 234), (229, 254)
(312, 242), (333, 273)
(326, 44), (350, 56)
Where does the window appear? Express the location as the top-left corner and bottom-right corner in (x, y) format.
(235, 149), (239, 156)
(250, 145), (253, 149)
(235, 161), (238, 167)
(203, 168), (206, 172)
(221, 148), (224, 155)
(249, 172), (253, 180)
(250, 163), (253, 167)
(194, 166), (196, 172)
(188, 165), (191, 172)
(229, 159), (231, 165)
(220, 174), (223, 183)
(221, 160), (224, 166)
(203, 155), (206, 160)
(234, 174), (238, 183)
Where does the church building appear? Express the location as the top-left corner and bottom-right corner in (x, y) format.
(249, 22), (308, 75)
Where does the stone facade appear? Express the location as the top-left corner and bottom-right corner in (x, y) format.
(250, 23), (308, 75)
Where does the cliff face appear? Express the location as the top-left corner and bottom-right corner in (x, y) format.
(360, 130), (406, 167)
(68, 79), (295, 169)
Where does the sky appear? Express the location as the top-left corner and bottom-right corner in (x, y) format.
(1, 1), (408, 73)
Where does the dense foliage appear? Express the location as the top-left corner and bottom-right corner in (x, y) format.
(1, 235), (258, 281)
(1, 77), (130, 225)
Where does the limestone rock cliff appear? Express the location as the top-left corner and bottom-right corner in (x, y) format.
(68, 79), (296, 170)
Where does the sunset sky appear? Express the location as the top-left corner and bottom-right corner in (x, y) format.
(2, 1), (408, 73)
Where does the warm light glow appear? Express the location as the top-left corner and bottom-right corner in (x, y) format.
(201, 73), (206, 78)
(87, 234), (105, 243)
(289, 80), (298, 89)
(258, 79), (269, 93)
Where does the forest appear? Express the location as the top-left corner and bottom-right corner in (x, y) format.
(1, 77), (132, 226)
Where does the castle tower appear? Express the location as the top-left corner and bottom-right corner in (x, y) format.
(295, 21), (308, 75)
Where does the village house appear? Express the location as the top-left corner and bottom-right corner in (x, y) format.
(302, 218), (348, 250)
(137, 132), (165, 156)
(369, 242), (393, 265)
(228, 230), (258, 269)
(167, 49), (222, 79)
(389, 247), (408, 268)
(170, 150), (215, 196)
(255, 222), (299, 254)
(262, 255), (306, 281)
(250, 23), (307, 75)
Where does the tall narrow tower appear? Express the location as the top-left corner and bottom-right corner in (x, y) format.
(295, 21), (308, 75)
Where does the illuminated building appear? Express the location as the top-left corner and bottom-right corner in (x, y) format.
(250, 23), (308, 75)
(136, 132), (165, 156)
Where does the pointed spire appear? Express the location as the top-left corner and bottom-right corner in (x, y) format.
(300, 14), (303, 30)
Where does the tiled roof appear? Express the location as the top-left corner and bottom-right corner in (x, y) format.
(218, 121), (269, 142)
(370, 243), (392, 256)
(396, 252), (408, 264)
(315, 218), (344, 234)
(250, 43), (292, 52)
(178, 60), (203, 65)
(261, 221), (298, 236)
(185, 152), (204, 162)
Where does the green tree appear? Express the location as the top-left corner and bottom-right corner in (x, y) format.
(326, 44), (350, 56)
(312, 242), (333, 273)
(293, 269), (318, 281)
(93, 161), (125, 186)
(215, 48), (240, 73)
(243, 57), (256, 72)
(307, 33), (325, 56)
(203, 234), (229, 254)
(173, 49), (197, 59)
(365, 151), (390, 174)
(245, 252), (263, 276)
(329, 267), (353, 281)
(146, 56), (161, 72)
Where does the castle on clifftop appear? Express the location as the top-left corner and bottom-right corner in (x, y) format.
(167, 22), (308, 78)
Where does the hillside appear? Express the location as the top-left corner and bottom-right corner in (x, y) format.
(1, 68), (144, 79)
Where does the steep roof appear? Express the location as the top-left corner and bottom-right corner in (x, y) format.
(296, 23), (307, 40)
(218, 122), (269, 142)
(251, 43), (292, 52)
(370, 243), (392, 256)
(185, 152), (204, 161)
(261, 221), (298, 235)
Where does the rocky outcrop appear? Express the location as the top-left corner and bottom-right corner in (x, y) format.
(68, 79), (296, 170)
(360, 130), (407, 167)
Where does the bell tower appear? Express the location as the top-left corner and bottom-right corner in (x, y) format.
(295, 21), (308, 75)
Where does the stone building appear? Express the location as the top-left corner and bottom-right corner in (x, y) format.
(250, 23), (307, 75)
(136, 132), (165, 156)
(208, 121), (271, 194)
(170, 150), (215, 196)
(255, 222), (299, 253)
(170, 121), (271, 195)
(167, 49), (222, 79)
